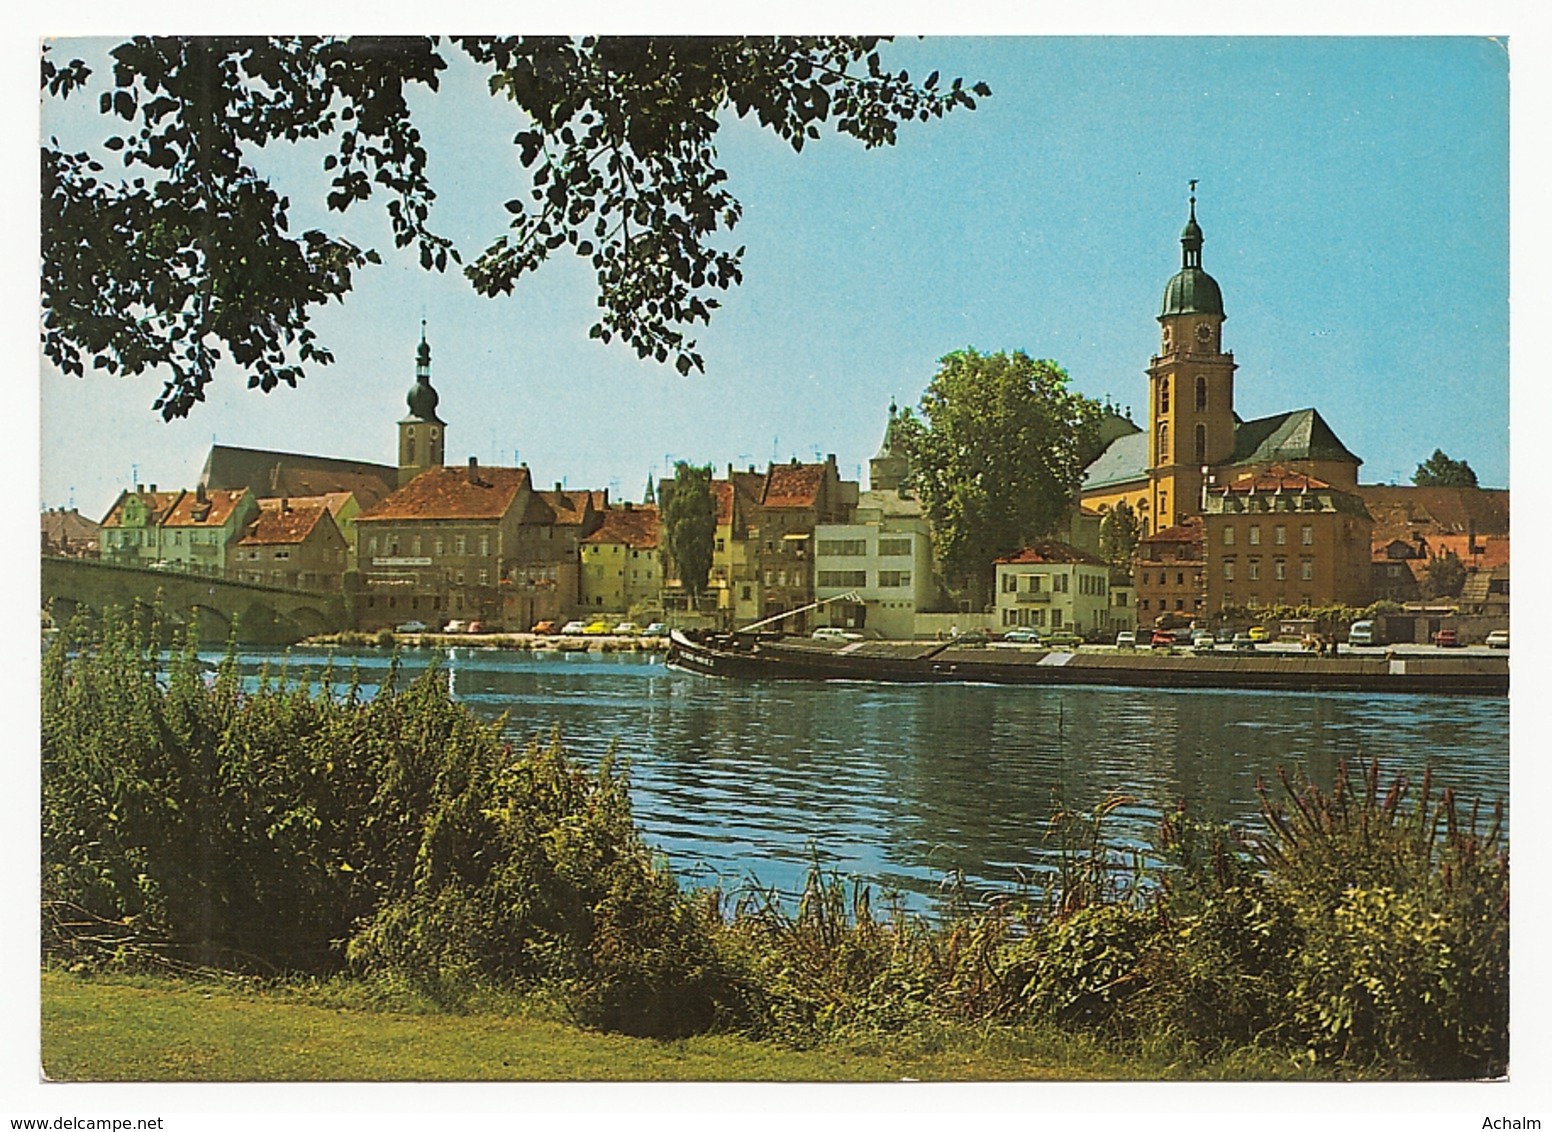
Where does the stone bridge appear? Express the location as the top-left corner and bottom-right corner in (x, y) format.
(41, 557), (350, 644)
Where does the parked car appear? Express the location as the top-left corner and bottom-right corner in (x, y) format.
(614, 621), (641, 636)
(1192, 631), (1215, 652)
(559, 620), (589, 635)
(582, 620), (611, 635)
(1114, 630), (1137, 649)
(466, 620), (484, 633)
(812, 626), (864, 642)
(530, 620), (557, 635)
(1215, 627), (1237, 643)
(1347, 619), (1376, 647)
(1002, 627), (1044, 643)
(395, 620), (428, 633)
(1248, 626), (1270, 642)
(1231, 633), (1257, 651)
(1150, 629), (1177, 647)
(1485, 629), (1509, 649)
(642, 622), (670, 637)
(1045, 630), (1084, 648)
(444, 619), (468, 633)
(1433, 628), (1461, 648)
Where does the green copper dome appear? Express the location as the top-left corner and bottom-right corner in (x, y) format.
(1160, 267), (1224, 318)
(1159, 193), (1225, 319)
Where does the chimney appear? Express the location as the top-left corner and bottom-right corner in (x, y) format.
(150, 484), (157, 493)
(554, 481), (563, 493)
(196, 482), (208, 505)
(468, 456), (479, 484)
(281, 497), (291, 513)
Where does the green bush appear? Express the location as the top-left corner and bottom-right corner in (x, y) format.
(1261, 762), (1508, 1077)
(41, 610), (740, 1037)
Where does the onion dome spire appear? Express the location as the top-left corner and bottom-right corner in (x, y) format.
(405, 320), (443, 422)
(1160, 180), (1224, 319)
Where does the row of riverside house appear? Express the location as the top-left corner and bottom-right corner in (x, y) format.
(67, 194), (1506, 640)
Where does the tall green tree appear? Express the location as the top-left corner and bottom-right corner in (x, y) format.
(895, 349), (1102, 606)
(1420, 550), (1467, 600)
(1412, 449), (1479, 488)
(1098, 500), (1141, 579)
(663, 462), (715, 603)
(42, 37), (987, 418)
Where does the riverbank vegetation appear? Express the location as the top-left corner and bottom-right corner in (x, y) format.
(41, 608), (1509, 1080)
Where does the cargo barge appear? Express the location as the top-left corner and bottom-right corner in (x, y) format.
(666, 630), (1509, 698)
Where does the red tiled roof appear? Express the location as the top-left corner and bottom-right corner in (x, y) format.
(258, 491), (355, 519)
(162, 488), (250, 529)
(712, 481), (735, 526)
(101, 489), (184, 527)
(534, 489), (605, 526)
(1355, 485), (1509, 540)
(582, 506), (661, 550)
(239, 503), (331, 546)
(1426, 534), (1511, 570)
(1141, 518), (1203, 544)
(762, 462), (827, 508)
(356, 465), (532, 523)
(1219, 465), (1332, 495)
(995, 540), (1106, 566)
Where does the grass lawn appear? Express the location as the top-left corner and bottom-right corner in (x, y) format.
(38, 970), (1319, 1083)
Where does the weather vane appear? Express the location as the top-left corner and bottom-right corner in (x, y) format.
(1189, 177), (1199, 198)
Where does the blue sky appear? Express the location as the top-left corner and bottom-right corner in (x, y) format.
(40, 36), (1509, 519)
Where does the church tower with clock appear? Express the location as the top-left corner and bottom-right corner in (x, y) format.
(398, 323), (446, 486)
(1146, 189), (1238, 531)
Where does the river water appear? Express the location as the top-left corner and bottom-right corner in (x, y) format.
(216, 645), (1510, 914)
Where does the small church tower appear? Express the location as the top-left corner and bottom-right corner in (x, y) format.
(869, 400), (910, 493)
(398, 323), (446, 486)
(1147, 185), (1237, 529)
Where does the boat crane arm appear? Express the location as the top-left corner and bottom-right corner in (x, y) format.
(735, 592), (862, 634)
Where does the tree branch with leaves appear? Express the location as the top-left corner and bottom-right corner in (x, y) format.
(42, 36), (988, 417)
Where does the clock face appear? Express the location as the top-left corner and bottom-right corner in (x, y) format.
(1196, 323), (1214, 346)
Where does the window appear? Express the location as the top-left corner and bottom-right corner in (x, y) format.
(455, 571), (465, 585)
(817, 539), (867, 556)
(1194, 423), (1207, 465)
(454, 535), (467, 555)
(1157, 423), (1169, 464)
(480, 535), (490, 556)
(478, 569), (488, 586)
(434, 537), (445, 556)
(274, 550), (290, 560)
(1301, 525), (1314, 546)
(1248, 559), (1261, 580)
(411, 536), (421, 556)
(1301, 559), (1314, 581)
(1223, 561), (1235, 581)
(1159, 379), (1170, 414)
(1274, 559), (1287, 581)
(878, 571), (911, 587)
(1223, 526), (1235, 546)
(878, 537), (912, 557)
(1051, 610), (1063, 628)
(1054, 573), (1069, 593)
(1275, 526), (1287, 545)
(1002, 573), (1018, 593)
(1249, 525), (1261, 546)
(716, 538), (725, 552)
(1195, 376), (1207, 411)
(1176, 572), (1185, 586)
(817, 570), (866, 588)
(369, 536), (379, 556)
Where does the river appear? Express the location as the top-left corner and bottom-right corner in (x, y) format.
(213, 645), (1510, 915)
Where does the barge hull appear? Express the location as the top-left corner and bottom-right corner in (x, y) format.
(667, 632), (1508, 697)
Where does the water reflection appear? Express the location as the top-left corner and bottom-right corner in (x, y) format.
(222, 646), (1509, 913)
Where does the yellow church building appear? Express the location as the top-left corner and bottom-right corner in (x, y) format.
(1081, 191), (1372, 611)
